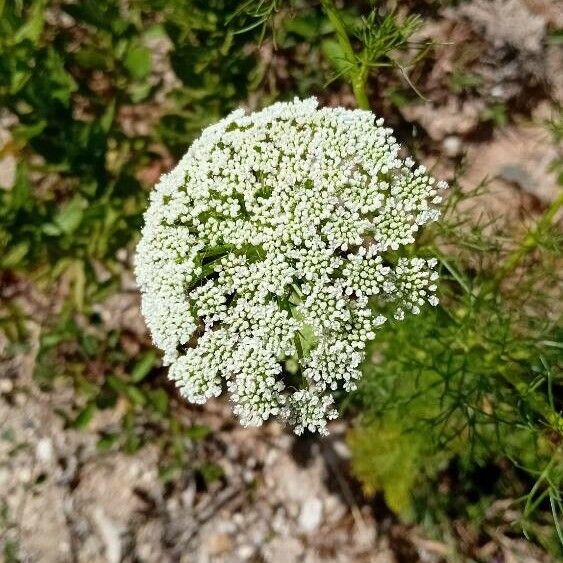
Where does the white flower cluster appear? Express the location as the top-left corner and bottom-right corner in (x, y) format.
(135, 97), (446, 435)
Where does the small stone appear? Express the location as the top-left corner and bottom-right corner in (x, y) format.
(14, 392), (26, 406)
(298, 497), (323, 532)
(92, 507), (122, 563)
(232, 513), (245, 526)
(19, 467), (32, 484)
(248, 519), (268, 546)
(264, 449), (279, 466)
(271, 507), (291, 535)
(205, 532), (234, 556)
(238, 544), (255, 560)
(332, 439), (351, 459)
(324, 494), (347, 523)
(216, 519), (237, 534)
(353, 520), (377, 549)
(265, 537), (304, 563)
(116, 248), (128, 262)
(36, 437), (53, 464)
(180, 483), (195, 508)
(287, 501), (299, 519)
(442, 136), (462, 157)
(0, 129), (16, 190)
(0, 378), (13, 394)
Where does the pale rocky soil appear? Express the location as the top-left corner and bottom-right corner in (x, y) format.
(0, 332), (394, 563)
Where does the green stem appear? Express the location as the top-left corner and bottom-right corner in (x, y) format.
(497, 368), (562, 433)
(321, 0), (370, 110)
(351, 70), (370, 111)
(491, 190), (563, 289)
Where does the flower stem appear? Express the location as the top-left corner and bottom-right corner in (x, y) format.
(321, 0), (370, 110)
(492, 190), (563, 287)
(498, 368), (562, 434)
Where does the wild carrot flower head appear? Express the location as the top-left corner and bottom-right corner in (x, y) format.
(135, 97), (446, 434)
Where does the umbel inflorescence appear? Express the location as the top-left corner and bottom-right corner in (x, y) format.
(135, 97), (446, 435)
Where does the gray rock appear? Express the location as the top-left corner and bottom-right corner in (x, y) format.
(298, 497), (323, 533)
